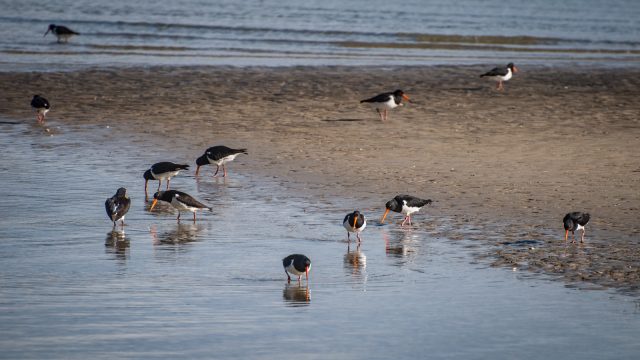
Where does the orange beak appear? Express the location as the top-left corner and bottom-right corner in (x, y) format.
(150, 199), (158, 211)
(195, 165), (201, 176)
(513, 66), (519, 73)
(402, 94), (411, 103)
(305, 266), (309, 280)
(380, 208), (390, 223)
(564, 229), (568, 242)
(352, 216), (358, 230)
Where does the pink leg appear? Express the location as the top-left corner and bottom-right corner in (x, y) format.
(223, 165), (228, 177)
(157, 181), (161, 192)
(213, 165), (220, 177)
(376, 108), (383, 121)
(177, 212), (181, 222)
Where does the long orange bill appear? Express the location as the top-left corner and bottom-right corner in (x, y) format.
(402, 94), (411, 103)
(352, 216), (358, 230)
(305, 266), (309, 280)
(564, 229), (568, 242)
(150, 199), (158, 211)
(513, 66), (519, 73)
(380, 208), (390, 223)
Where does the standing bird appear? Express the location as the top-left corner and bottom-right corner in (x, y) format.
(381, 194), (432, 226)
(150, 190), (212, 223)
(195, 146), (247, 177)
(480, 62), (518, 91)
(563, 212), (590, 243)
(360, 89), (411, 121)
(143, 162), (190, 195)
(105, 187), (131, 228)
(30, 95), (50, 123)
(44, 24), (80, 43)
(282, 254), (311, 283)
(343, 210), (367, 242)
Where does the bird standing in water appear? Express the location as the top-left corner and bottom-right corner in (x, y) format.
(105, 187), (131, 228)
(143, 162), (189, 196)
(30, 95), (50, 123)
(381, 194), (432, 226)
(195, 146), (247, 177)
(44, 24), (80, 43)
(563, 212), (590, 243)
(282, 254), (311, 283)
(343, 210), (367, 242)
(150, 190), (212, 223)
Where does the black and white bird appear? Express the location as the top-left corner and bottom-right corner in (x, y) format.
(30, 95), (50, 123)
(480, 63), (518, 91)
(195, 146), (247, 177)
(381, 194), (432, 226)
(343, 210), (367, 242)
(143, 162), (190, 195)
(360, 89), (411, 121)
(282, 254), (311, 283)
(105, 187), (131, 228)
(563, 212), (590, 243)
(44, 24), (79, 43)
(150, 190), (212, 223)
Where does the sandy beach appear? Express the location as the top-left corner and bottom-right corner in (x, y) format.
(2, 65), (639, 291)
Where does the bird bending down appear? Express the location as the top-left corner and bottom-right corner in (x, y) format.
(105, 187), (131, 228)
(360, 89), (411, 121)
(31, 95), (50, 123)
(143, 162), (189, 195)
(343, 210), (367, 242)
(480, 63), (518, 91)
(195, 146), (247, 177)
(563, 212), (590, 243)
(282, 254), (311, 283)
(44, 24), (80, 43)
(150, 190), (212, 223)
(381, 194), (432, 226)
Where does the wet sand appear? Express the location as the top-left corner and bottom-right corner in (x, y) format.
(1, 65), (639, 292)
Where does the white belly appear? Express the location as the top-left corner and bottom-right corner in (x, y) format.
(343, 219), (367, 233)
(151, 169), (180, 180)
(285, 262), (309, 276)
(401, 204), (421, 216)
(208, 153), (240, 166)
(170, 198), (198, 212)
(370, 98), (399, 110)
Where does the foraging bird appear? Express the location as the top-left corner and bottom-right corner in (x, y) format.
(143, 162), (189, 195)
(381, 194), (432, 226)
(360, 89), (411, 121)
(105, 187), (131, 228)
(563, 212), (590, 243)
(480, 63), (518, 91)
(44, 24), (79, 43)
(343, 210), (366, 242)
(282, 254), (311, 283)
(150, 190), (212, 223)
(30, 95), (50, 123)
(195, 146), (247, 177)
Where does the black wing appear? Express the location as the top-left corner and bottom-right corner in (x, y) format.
(31, 95), (50, 109)
(396, 194), (432, 208)
(360, 92), (393, 103)
(151, 162), (189, 173)
(174, 191), (210, 209)
(205, 146), (248, 161)
(481, 66), (508, 77)
(105, 196), (130, 221)
(56, 25), (79, 35)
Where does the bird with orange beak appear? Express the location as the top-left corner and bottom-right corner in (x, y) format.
(563, 212), (590, 243)
(150, 190), (211, 223)
(343, 210), (366, 242)
(360, 89), (411, 121)
(381, 195), (432, 227)
(282, 254), (311, 283)
(480, 62), (518, 91)
(195, 146), (247, 177)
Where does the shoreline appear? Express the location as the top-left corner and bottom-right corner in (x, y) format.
(2, 64), (639, 292)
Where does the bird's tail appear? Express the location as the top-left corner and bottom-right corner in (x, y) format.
(178, 164), (190, 170)
(238, 148), (248, 154)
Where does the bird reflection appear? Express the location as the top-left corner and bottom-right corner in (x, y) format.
(382, 229), (418, 264)
(344, 243), (366, 277)
(149, 223), (204, 246)
(282, 283), (310, 307)
(105, 229), (130, 261)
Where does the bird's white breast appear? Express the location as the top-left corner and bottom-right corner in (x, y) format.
(401, 201), (421, 216)
(151, 169), (180, 180)
(207, 153), (240, 166)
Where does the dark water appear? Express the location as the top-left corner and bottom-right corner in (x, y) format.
(1, 0), (639, 71)
(1, 120), (640, 359)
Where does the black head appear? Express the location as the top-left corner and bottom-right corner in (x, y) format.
(392, 89), (411, 103)
(115, 187), (127, 198)
(143, 169), (153, 180)
(196, 154), (208, 166)
(385, 198), (400, 212)
(507, 63), (518, 73)
(393, 89), (404, 97)
(153, 190), (171, 201)
(48, 24), (56, 31)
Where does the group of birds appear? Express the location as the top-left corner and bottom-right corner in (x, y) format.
(35, 24), (586, 282)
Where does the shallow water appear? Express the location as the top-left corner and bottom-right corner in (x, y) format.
(0, 120), (639, 359)
(1, 0), (639, 70)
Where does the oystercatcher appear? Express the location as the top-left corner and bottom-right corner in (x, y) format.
(480, 63), (518, 91)
(143, 162), (190, 195)
(360, 89), (410, 121)
(195, 146), (247, 177)
(282, 254), (311, 283)
(563, 212), (590, 243)
(30, 95), (50, 123)
(44, 24), (79, 43)
(150, 190), (212, 223)
(343, 210), (367, 242)
(105, 187), (131, 228)
(381, 195), (432, 226)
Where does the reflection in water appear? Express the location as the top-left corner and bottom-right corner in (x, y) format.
(382, 229), (419, 265)
(105, 230), (130, 261)
(149, 223), (205, 246)
(282, 283), (310, 307)
(344, 243), (366, 278)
